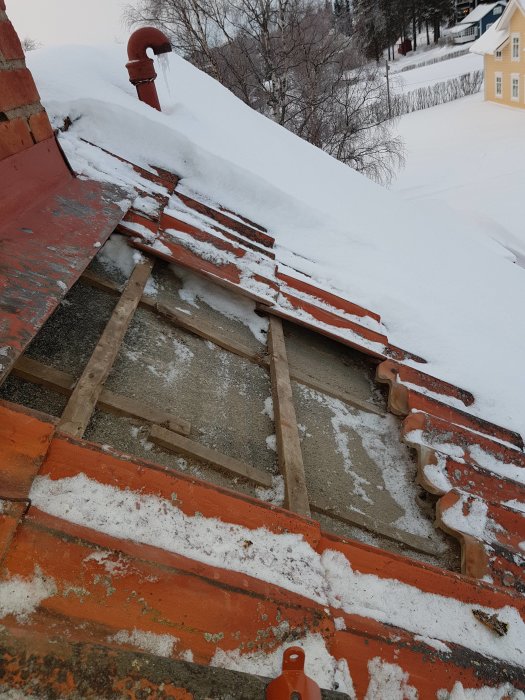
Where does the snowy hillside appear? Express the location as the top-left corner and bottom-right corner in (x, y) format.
(392, 52), (482, 92)
(27, 44), (525, 437)
(393, 93), (525, 267)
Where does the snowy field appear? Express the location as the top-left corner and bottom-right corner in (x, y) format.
(393, 93), (525, 265)
(391, 52), (482, 93)
(387, 41), (470, 72)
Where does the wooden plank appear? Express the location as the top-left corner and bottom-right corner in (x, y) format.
(13, 356), (74, 394)
(81, 273), (266, 364)
(80, 268), (123, 295)
(13, 356), (191, 436)
(289, 368), (385, 416)
(310, 497), (444, 558)
(81, 272), (385, 415)
(58, 259), (155, 438)
(156, 301), (267, 366)
(149, 425), (273, 488)
(97, 392), (191, 436)
(267, 316), (310, 517)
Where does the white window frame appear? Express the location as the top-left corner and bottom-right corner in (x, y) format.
(511, 73), (520, 101)
(511, 32), (520, 61)
(495, 48), (502, 60)
(495, 71), (503, 97)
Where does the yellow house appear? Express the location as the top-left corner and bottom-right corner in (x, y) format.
(471, 0), (525, 107)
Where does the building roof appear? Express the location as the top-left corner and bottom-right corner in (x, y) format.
(470, 21), (510, 51)
(458, 1), (505, 25)
(450, 2), (505, 34)
(470, 0), (524, 52)
(27, 45), (525, 440)
(1, 7), (525, 696)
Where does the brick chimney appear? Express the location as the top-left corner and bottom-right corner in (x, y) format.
(0, 0), (54, 161)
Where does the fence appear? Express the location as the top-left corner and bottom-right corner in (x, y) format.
(394, 47), (471, 73)
(390, 70), (483, 116)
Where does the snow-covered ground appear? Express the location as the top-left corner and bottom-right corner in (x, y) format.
(391, 52), (482, 93)
(387, 37), (467, 71)
(27, 45), (525, 438)
(393, 93), (525, 265)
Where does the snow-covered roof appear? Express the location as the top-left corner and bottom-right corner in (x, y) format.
(457, 1), (504, 25)
(2, 19), (525, 694)
(470, 21), (509, 52)
(470, 0), (524, 53)
(26, 45), (525, 439)
(449, 22), (476, 34)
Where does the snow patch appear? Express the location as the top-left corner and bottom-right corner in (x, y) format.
(255, 475), (285, 507)
(422, 453), (452, 494)
(29, 474), (327, 604)
(322, 549), (525, 667)
(108, 628), (178, 657)
(503, 499), (525, 514)
(437, 682), (525, 699)
(211, 633), (355, 695)
(172, 264), (268, 342)
(414, 635), (450, 653)
(301, 387), (436, 538)
(364, 657), (418, 700)
(0, 567), (56, 622)
(265, 434), (277, 452)
(97, 233), (143, 279)
(262, 396), (274, 421)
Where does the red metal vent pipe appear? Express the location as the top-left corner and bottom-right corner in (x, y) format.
(126, 27), (172, 111)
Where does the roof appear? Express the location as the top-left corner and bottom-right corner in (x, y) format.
(457, 1), (505, 25)
(470, 22), (509, 51)
(27, 45), (525, 440)
(471, 0), (524, 52)
(1, 8), (525, 697)
(449, 2), (505, 35)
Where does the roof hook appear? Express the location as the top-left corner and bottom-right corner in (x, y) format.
(266, 647), (321, 699)
(126, 27), (172, 111)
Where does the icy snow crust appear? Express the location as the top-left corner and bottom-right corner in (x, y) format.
(27, 45), (525, 440)
(28, 474), (525, 671)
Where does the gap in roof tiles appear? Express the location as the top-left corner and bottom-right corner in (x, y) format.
(0, 240), (460, 569)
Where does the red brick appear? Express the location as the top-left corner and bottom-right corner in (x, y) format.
(0, 68), (40, 112)
(0, 19), (24, 60)
(29, 110), (53, 142)
(0, 117), (33, 160)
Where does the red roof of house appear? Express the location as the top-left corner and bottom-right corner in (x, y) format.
(0, 4), (524, 696)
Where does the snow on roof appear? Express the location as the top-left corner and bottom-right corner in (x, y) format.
(449, 22), (476, 34)
(470, 22), (509, 52)
(457, 1), (503, 25)
(470, 0), (525, 53)
(27, 45), (525, 439)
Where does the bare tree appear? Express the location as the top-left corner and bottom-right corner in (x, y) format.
(126, 0), (404, 183)
(21, 37), (42, 51)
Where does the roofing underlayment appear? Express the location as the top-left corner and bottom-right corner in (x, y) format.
(0, 2), (524, 697)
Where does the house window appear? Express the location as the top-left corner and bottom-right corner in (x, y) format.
(511, 73), (520, 101)
(495, 49), (502, 60)
(494, 5), (502, 14)
(512, 33), (520, 60)
(495, 72), (503, 97)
